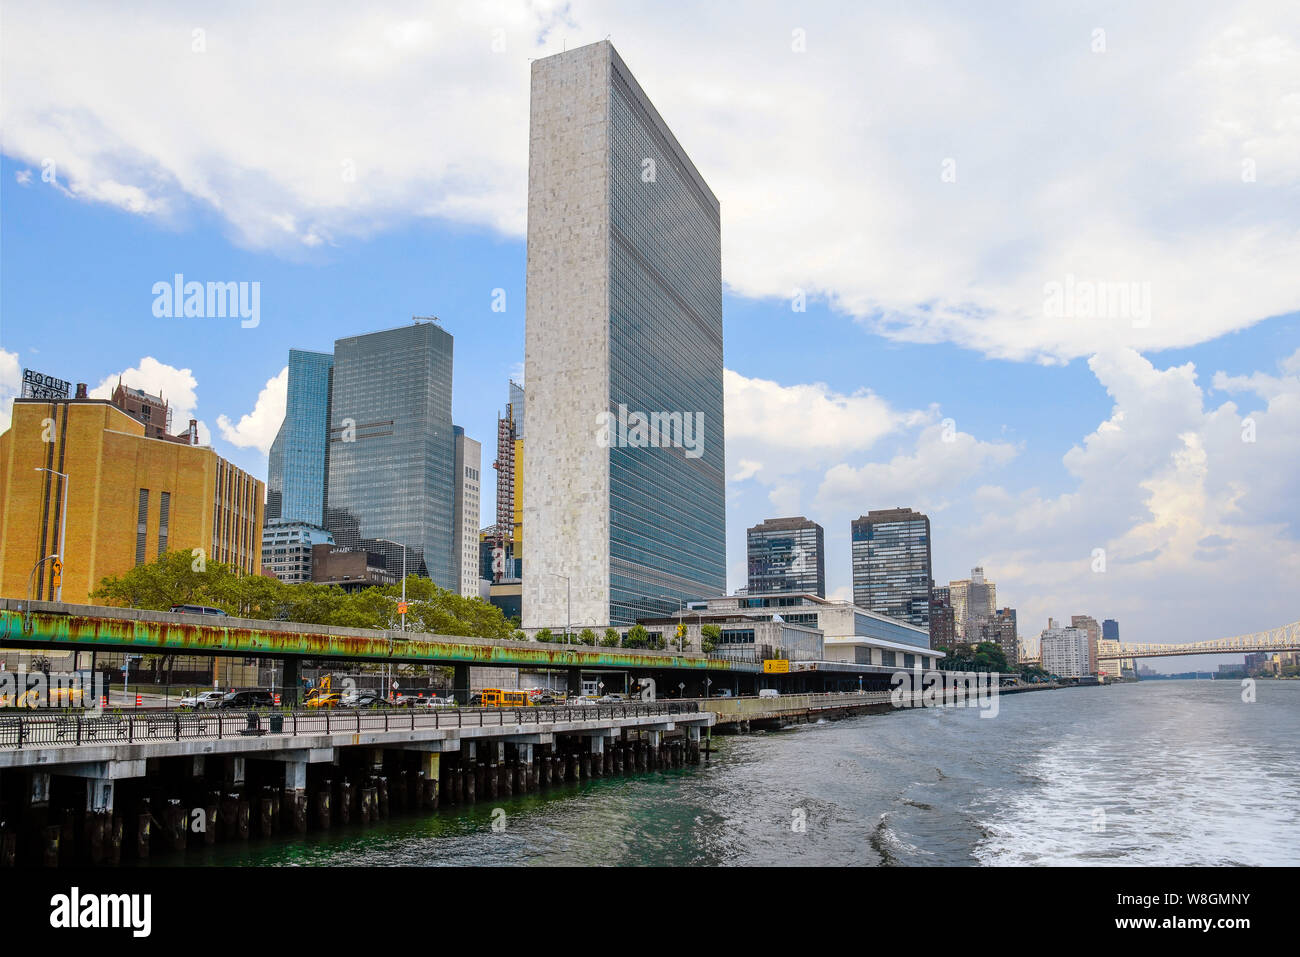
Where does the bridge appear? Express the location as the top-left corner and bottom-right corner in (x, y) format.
(0, 599), (756, 701)
(1097, 620), (1300, 660)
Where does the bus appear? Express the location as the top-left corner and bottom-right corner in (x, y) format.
(480, 688), (532, 708)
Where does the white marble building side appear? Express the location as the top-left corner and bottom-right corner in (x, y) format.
(522, 42), (613, 630)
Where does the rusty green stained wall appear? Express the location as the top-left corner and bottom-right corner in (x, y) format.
(0, 608), (745, 672)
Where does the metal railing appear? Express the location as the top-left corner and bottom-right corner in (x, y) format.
(0, 701), (701, 751)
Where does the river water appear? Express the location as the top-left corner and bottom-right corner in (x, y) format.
(157, 680), (1300, 866)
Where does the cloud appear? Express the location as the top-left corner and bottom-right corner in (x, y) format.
(724, 368), (925, 482)
(90, 356), (211, 444)
(0, 349), (21, 432)
(216, 366), (288, 454)
(3, 2), (1295, 359)
(943, 348), (1300, 642)
(815, 422), (1019, 516)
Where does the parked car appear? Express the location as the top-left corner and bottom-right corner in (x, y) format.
(712, 689), (733, 698)
(169, 604), (228, 617)
(758, 689), (781, 699)
(340, 691), (385, 708)
(597, 693), (629, 703)
(179, 690), (226, 709)
(217, 690), (276, 709)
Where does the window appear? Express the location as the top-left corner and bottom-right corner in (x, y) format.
(136, 489), (150, 565)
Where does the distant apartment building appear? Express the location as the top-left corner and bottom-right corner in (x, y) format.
(972, 607), (1019, 667)
(453, 427), (482, 598)
(850, 508), (932, 627)
(929, 586), (956, 648)
(325, 321), (457, 590)
(1071, 615), (1102, 677)
(266, 349), (333, 525)
(1097, 639), (1123, 678)
(948, 567), (997, 640)
(261, 522), (334, 584)
(747, 516), (826, 597)
(1041, 626), (1092, 678)
(0, 394), (263, 603)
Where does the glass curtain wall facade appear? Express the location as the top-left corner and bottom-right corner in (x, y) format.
(607, 47), (726, 625)
(325, 321), (456, 590)
(851, 508), (933, 628)
(746, 516), (826, 597)
(266, 349), (333, 525)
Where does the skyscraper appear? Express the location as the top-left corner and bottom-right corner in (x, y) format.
(747, 517), (826, 597)
(948, 566), (997, 641)
(490, 381), (524, 582)
(325, 321), (456, 590)
(523, 41), (726, 628)
(851, 508), (933, 628)
(453, 426), (482, 598)
(266, 349), (333, 525)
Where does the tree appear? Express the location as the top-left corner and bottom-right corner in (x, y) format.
(535, 628), (555, 644)
(624, 624), (649, 649)
(578, 627), (597, 646)
(700, 624), (720, 654)
(93, 552), (518, 639)
(600, 628), (621, 647)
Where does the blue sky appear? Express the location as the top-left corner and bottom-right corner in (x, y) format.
(2, 1), (1298, 669)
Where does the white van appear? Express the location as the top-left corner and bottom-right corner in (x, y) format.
(758, 688), (780, 699)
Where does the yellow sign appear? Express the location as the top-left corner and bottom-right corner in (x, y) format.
(51, 559), (63, 590)
(762, 659), (789, 674)
(397, 601), (409, 614)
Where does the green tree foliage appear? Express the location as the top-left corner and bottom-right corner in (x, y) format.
(92, 551), (515, 638)
(578, 627), (597, 646)
(700, 624), (721, 654)
(623, 624), (649, 649)
(600, 628), (621, 647)
(535, 628), (555, 643)
(939, 640), (1009, 673)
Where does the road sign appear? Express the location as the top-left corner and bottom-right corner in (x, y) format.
(397, 601), (409, 614)
(762, 659), (790, 674)
(51, 559), (63, 590)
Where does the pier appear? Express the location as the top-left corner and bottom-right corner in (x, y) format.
(0, 702), (711, 866)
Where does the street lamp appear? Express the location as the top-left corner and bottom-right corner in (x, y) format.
(374, 538), (408, 701)
(659, 595), (686, 651)
(547, 573), (571, 643)
(34, 467), (69, 602)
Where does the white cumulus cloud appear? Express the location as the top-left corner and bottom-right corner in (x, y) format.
(2, 2), (1295, 360)
(217, 366), (288, 454)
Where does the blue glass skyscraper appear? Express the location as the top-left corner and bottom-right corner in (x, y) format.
(266, 349), (333, 525)
(324, 321), (456, 590)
